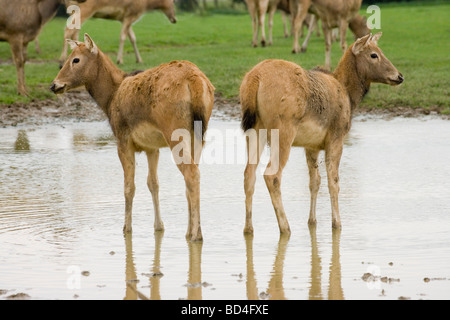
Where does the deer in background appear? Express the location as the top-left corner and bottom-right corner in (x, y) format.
(51, 34), (214, 241)
(240, 33), (404, 234)
(0, 0), (86, 96)
(290, 0), (369, 69)
(60, 0), (177, 66)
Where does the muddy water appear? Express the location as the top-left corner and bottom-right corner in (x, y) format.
(0, 117), (449, 300)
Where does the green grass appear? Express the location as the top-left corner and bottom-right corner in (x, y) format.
(0, 2), (449, 112)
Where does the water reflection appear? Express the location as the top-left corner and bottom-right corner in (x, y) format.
(124, 232), (165, 300)
(14, 130), (30, 151)
(245, 234), (290, 300)
(122, 227), (344, 300)
(309, 227), (344, 300)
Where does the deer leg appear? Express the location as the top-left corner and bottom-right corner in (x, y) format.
(243, 127), (267, 234)
(263, 130), (294, 234)
(178, 163), (202, 241)
(165, 129), (202, 241)
(325, 142), (343, 229)
(291, 0), (310, 53)
(281, 12), (289, 38)
(323, 25), (332, 69)
(339, 19), (349, 52)
(117, 22), (130, 65)
(35, 37), (42, 55)
(118, 142), (136, 233)
(267, 7), (276, 46)
(305, 149), (321, 225)
(146, 149), (164, 232)
(9, 37), (28, 96)
(301, 14), (316, 52)
(127, 26), (143, 64)
(258, 5), (267, 47)
(247, 2), (259, 47)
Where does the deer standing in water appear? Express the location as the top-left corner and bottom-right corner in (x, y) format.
(240, 33), (404, 234)
(60, 0), (177, 66)
(51, 34), (214, 241)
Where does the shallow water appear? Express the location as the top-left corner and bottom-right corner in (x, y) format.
(0, 117), (449, 300)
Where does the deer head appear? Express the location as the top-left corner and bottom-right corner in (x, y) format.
(50, 34), (99, 94)
(352, 32), (404, 86)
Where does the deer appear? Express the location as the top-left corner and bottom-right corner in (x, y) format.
(59, 0), (177, 66)
(51, 34), (215, 241)
(240, 33), (404, 234)
(0, 0), (86, 96)
(290, 0), (369, 69)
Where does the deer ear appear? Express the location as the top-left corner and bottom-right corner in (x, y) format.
(352, 34), (371, 55)
(66, 39), (82, 50)
(84, 33), (98, 55)
(370, 32), (382, 45)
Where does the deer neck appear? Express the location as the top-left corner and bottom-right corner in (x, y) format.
(85, 52), (125, 118)
(333, 49), (370, 112)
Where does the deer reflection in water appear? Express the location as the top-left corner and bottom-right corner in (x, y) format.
(245, 227), (344, 300)
(308, 227), (343, 300)
(124, 231), (164, 300)
(124, 232), (204, 300)
(123, 227), (343, 300)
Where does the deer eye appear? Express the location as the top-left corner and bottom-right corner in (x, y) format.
(370, 53), (378, 59)
(73, 58), (80, 64)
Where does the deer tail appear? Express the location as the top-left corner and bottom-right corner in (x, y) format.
(189, 73), (214, 140)
(240, 72), (259, 132)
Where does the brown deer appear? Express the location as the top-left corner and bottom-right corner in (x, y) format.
(59, 0), (177, 66)
(240, 33), (403, 234)
(0, 0), (86, 96)
(290, 0), (369, 69)
(51, 34), (214, 241)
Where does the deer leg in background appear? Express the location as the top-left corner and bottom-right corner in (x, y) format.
(339, 19), (349, 52)
(323, 24), (332, 69)
(35, 37), (42, 54)
(9, 36), (28, 96)
(291, 0), (310, 53)
(301, 14), (316, 52)
(267, 6), (277, 45)
(127, 24), (143, 64)
(258, 3), (268, 47)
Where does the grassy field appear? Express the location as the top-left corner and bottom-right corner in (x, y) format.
(0, 2), (449, 112)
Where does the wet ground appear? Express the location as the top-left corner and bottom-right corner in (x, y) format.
(0, 116), (449, 300)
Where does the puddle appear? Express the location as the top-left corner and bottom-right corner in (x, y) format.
(0, 118), (450, 300)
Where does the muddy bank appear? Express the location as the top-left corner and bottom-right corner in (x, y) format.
(1, 91), (448, 127)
